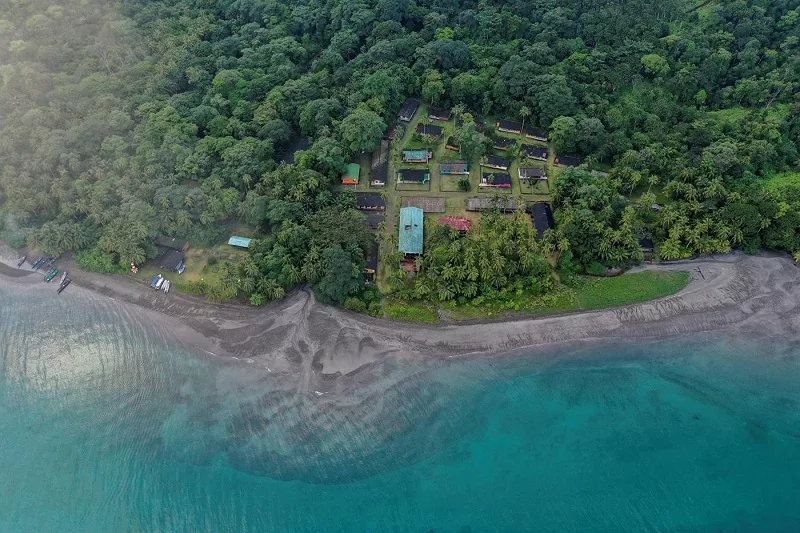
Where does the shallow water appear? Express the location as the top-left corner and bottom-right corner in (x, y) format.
(1, 284), (799, 532)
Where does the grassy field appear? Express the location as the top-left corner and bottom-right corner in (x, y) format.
(135, 243), (249, 295)
(438, 270), (690, 321)
(384, 299), (439, 322)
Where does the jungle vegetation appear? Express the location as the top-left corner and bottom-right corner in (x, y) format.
(0, 0), (799, 306)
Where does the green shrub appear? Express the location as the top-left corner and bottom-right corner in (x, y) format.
(585, 262), (607, 276)
(75, 246), (128, 274)
(344, 297), (366, 313)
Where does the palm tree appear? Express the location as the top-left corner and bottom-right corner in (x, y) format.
(519, 105), (531, 133)
(646, 174), (660, 193)
(451, 104), (465, 124)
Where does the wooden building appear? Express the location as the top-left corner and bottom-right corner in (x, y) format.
(496, 119), (522, 134)
(521, 144), (548, 161)
(524, 127), (549, 142)
(398, 99), (420, 122)
(402, 149), (433, 163)
(397, 169), (431, 184)
(518, 167), (547, 181)
(555, 154), (582, 167)
(439, 160), (469, 175)
(416, 123), (444, 138)
(482, 155), (511, 171)
(480, 172), (512, 188)
(530, 202), (555, 240)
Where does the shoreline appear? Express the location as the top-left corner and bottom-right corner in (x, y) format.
(2, 245), (799, 383)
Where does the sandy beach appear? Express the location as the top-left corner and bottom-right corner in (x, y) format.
(2, 244), (799, 387)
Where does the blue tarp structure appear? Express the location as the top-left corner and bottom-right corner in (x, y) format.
(228, 236), (252, 248)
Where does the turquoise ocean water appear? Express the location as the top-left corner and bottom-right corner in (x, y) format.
(1, 283), (799, 532)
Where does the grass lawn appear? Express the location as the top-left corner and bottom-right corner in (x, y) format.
(440, 174), (468, 192)
(136, 243), (249, 296)
(395, 181), (432, 192)
(384, 299), (439, 322)
(520, 179), (550, 195)
(440, 270), (690, 320)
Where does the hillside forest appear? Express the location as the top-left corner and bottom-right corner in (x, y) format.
(0, 0), (799, 308)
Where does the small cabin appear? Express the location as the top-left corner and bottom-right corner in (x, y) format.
(439, 160), (469, 175)
(521, 144), (548, 161)
(397, 169), (431, 184)
(355, 192), (385, 211)
(496, 119), (522, 134)
(480, 172), (512, 188)
(228, 236), (252, 248)
(524, 127), (549, 142)
(365, 213), (385, 230)
(364, 241), (379, 282)
(415, 123), (444, 138)
(402, 149), (432, 163)
(530, 202), (555, 241)
(158, 249), (184, 271)
(518, 167), (547, 181)
(555, 154), (582, 167)
(370, 140), (389, 186)
(482, 155), (511, 171)
(398, 99), (420, 122)
(428, 107), (452, 121)
(494, 136), (517, 151)
(155, 237), (189, 252)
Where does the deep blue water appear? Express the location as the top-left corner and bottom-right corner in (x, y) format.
(1, 283), (800, 532)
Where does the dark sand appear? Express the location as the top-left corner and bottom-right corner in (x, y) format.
(2, 245), (799, 391)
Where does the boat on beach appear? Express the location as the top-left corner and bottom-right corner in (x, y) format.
(155, 277), (165, 290)
(17, 255), (26, 267)
(44, 268), (58, 282)
(31, 257), (46, 270)
(60, 271), (68, 284)
(163, 280), (170, 293)
(150, 274), (162, 288)
(57, 278), (71, 294)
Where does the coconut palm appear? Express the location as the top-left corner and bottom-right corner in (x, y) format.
(519, 105), (531, 133)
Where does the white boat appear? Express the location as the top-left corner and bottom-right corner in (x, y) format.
(155, 277), (165, 290)
(163, 280), (170, 293)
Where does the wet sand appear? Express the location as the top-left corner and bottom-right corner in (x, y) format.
(2, 245), (799, 390)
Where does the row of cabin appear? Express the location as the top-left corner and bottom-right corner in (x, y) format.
(478, 167), (546, 188)
(398, 159), (469, 184)
(398, 99), (454, 124)
(495, 119), (549, 142)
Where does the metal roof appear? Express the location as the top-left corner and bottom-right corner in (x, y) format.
(228, 236), (252, 248)
(398, 207), (424, 255)
(402, 149), (430, 160)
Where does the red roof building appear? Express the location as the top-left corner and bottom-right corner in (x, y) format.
(439, 216), (472, 232)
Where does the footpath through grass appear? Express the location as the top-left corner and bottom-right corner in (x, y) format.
(389, 270), (690, 322)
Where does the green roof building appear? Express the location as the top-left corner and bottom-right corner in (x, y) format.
(398, 207), (424, 256)
(228, 236), (252, 248)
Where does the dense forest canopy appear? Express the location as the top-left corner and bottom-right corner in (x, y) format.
(0, 0), (799, 305)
